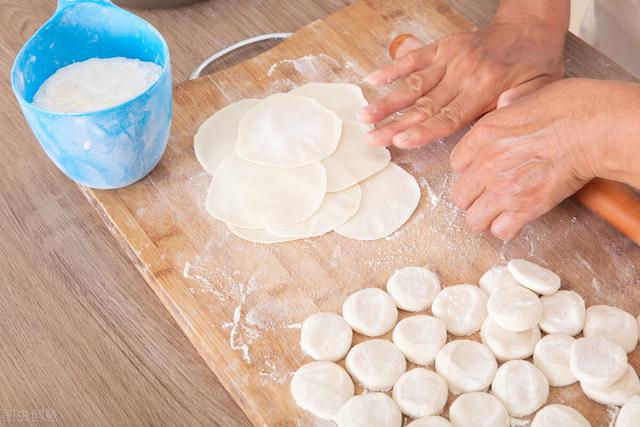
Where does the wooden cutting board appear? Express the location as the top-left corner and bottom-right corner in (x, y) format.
(82, 1), (640, 425)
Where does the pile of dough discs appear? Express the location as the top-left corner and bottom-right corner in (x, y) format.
(290, 259), (640, 426)
(193, 82), (421, 243)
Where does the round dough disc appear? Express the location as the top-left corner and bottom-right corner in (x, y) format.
(448, 392), (509, 427)
(479, 265), (521, 295)
(267, 185), (361, 238)
(570, 336), (628, 388)
(491, 360), (549, 417)
(290, 82), (368, 121)
(407, 416), (453, 427)
(616, 395), (640, 427)
(392, 368), (448, 418)
(533, 334), (577, 387)
(581, 364), (640, 406)
(507, 259), (561, 295)
(435, 340), (497, 393)
(337, 393), (402, 427)
(531, 404), (591, 427)
(236, 93), (341, 167)
(539, 290), (586, 336)
(345, 339), (406, 391)
(386, 266), (441, 312)
(300, 312), (353, 362)
(342, 288), (398, 337)
(227, 224), (297, 244)
(480, 316), (541, 362)
(194, 98), (260, 175)
(392, 315), (447, 365)
(206, 155), (326, 229)
(290, 361), (354, 421)
(583, 305), (639, 353)
(487, 286), (542, 332)
(335, 162), (420, 241)
(321, 120), (390, 192)
(431, 284), (488, 336)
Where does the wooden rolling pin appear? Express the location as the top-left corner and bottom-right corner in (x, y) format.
(388, 34), (640, 245)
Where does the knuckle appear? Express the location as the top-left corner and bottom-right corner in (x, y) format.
(405, 73), (424, 94)
(438, 103), (464, 128)
(413, 96), (438, 117)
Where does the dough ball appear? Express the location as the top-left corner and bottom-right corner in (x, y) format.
(435, 339), (497, 393)
(407, 416), (453, 427)
(531, 404), (591, 427)
(386, 266), (441, 312)
(290, 82), (368, 122)
(583, 305), (639, 353)
(431, 285), (488, 336)
(392, 368), (448, 418)
(533, 334), (577, 387)
(448, 392), (509, 427)
(345, 339), (406, 391)
(480, 316), (540, 362)
(616, 395), (640, 427)
(392, 315), (447, 365)
(236, 93), (341, 167)
(570, 336), (627, 388)
(581, 364), (640, 406)
(491, 360), (549, 417)
(342, 288), (398, 337)
(487, 286), (542, 332)
(300, 312), (353, 362)
(335, 162), (420, 241)
(507, 259), (561, 296)
(539, 290), (586, 336)
(337, 392), (402, 427)
(194, 98), (260, 175)
(290, 361), (354, 421)
(479, 265), (521, 295)
(321, 120), (390, 192)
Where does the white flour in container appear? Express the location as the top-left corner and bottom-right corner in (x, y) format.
(32, 57), (162, 113)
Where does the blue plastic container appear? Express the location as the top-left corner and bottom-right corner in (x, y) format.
(11, 0), (172, 189)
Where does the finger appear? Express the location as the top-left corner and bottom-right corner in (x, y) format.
(392, 35), (426, 59)
(464, 191), (504, 232)
(364, 108), (426, 146)
(490, 211), (532, 240)
(451, 165), (486, 210)
(364, 43), (437, 86)
(358, 65), (446, 123)
(450, 119), (489, 173)
(496, 76), (556, 109)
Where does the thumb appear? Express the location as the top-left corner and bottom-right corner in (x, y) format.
(497, 76), (556, 109)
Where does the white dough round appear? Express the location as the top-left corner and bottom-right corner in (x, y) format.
(491, 360), (549, 417)
(345, 339), (406, 391)
(206, 155), (326, 229)
(335, 162), (420, 240)
(407, 416), (453, 427)
(480, 316), (540, 362)
(581, 364), (640, 406)
(386, 266), (440, 312)
(227, 224), (297, 244)
(435, 340), (497, 393)
(583, 305), (639, 353)
(392, 368), (448, 418)
(616, 395), (640, 427)
(570, 336), (627, 388)
(539, 290), (586, 336)
(342, 288), (398, 337)
(531, 404), (591, 427)
(478, 265), (521, 295)
(431, 285), (488, 336)
(194, 98), (260, 175)
(392, 315), (447, 365)
(533, 334), (577, 387)
(507, 259), (561, 295)
(290, 82), (368, 122)
(267, 185), (361, 238)
(236, 93), (341, 167)
(487, 286), (542, 332)
(448, 392), (509, 427)
(300, 312), (353, 362)
(290, 361), (354, 421)
(322, 120), (390, 192)
(337, 393), (402, 427)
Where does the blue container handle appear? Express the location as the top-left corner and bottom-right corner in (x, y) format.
(57, 0), (112, 12)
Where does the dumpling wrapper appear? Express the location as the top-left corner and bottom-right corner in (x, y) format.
(206, 155), (327, 229)
(290, 82), (368, 121)
(227, 224), (298, 244)
(335, 162), (420, 240)
(194, 98), (260, 175)
(236, 93), (341, 167)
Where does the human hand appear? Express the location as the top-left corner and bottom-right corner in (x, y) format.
(449, 78), (640, 240)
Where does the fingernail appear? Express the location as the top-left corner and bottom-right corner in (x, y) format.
(491, 216), (512, 241)
(393, 131), (412, 147)
(364, 71), (383, 85)
(356, 107), (372, 122)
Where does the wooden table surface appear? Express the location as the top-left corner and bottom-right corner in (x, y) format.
(1, 0), (637, 426)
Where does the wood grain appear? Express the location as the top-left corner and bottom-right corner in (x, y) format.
(82, 0), (640, 425)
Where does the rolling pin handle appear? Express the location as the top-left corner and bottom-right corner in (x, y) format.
(389, 33), (415, 59)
